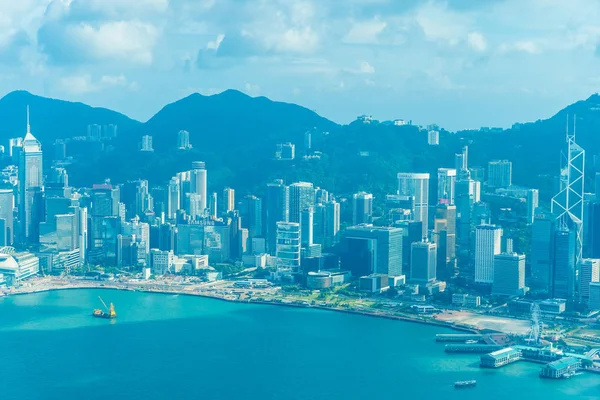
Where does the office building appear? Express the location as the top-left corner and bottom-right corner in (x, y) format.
(222, 187), (235, 215)
(410, 241), (437, 283)
(579, 259), (600, 304)
(190, 161), (207, 213)
(288, 182), (314, 224)
(344, 225), (403, 276)
(493, 252), (526, 296)
(0, 188), (14, 245)
(265, 180), (289, 255)
(588, 201), (600, 258)
(589, 282), (600, 311)
(352, 192), (373, 225)
(239, 195), (262, 238)
(177, 130), (191, 150)
(397, 173), (429, 239)
(437, 168), (456, 205)
(324, 200), (340, 248)
(18, 108), (43, 244)
(300, 208), (314, 247)
(121, 180), (152, 219)
(474, 224), (503, 284)
(488, 160), (512, 188)
(530, 211), (554, 292)
(553, 227), (576, 301)
(455, 146), (468, 173)
(526, 189), (539, 224)
(275, 222), (301, 274)
(167, 178), (180, 220)
(341, 237), (377, 277)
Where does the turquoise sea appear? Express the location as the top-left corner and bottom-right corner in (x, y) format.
(0, 289), (597, 400)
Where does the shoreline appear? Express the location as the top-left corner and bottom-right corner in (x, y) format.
(3, 282), (479, 334)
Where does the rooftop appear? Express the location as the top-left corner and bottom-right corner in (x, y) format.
(545, 357), (581, 370)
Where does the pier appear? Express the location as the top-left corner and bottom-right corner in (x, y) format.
(436, 334), (483, 343)
(445, 344), (503, 353)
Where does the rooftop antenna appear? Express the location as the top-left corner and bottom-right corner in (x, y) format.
(26, 105), (31, 135)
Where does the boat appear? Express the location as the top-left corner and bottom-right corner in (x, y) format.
(92, 296), (117, 319)
(454, 380), (476, 388)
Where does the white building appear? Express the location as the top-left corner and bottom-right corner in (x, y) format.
(474, 224), (503, 283)
(177, 130), (192, 150)
(190, 161), (207, 212)
(397, 173), (430, 239)
(139, 135), (153, 152)
(428, 130), (439, 145)
(148, 249), (174, 275)
(275, 222), (301, 274)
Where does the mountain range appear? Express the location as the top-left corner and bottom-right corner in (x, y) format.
(0, 89), (598, 202)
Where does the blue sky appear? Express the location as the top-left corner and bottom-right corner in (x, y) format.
(1, 0), (600, 130)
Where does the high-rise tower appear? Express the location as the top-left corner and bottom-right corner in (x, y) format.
(551, 116), (585, 264)
(190, 161), (207, 213)
(19, 107), (43, 243)
(397, 173), (429, 239)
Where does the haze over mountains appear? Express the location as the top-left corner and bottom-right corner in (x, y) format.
(0, 89), (598, 200)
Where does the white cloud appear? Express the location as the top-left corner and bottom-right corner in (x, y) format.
(414, 1), (470, 45)
(359, 61), (375, 74)
(206, 34), (225, 50)
(59, 73), (136, 94)
(68, 21), (159, 64)
(343, 18), (387, 44)
(467, 32), (487, 52)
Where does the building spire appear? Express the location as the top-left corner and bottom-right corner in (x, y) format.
(26, 105), (31, 135)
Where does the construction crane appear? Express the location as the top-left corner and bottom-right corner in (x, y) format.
(93, 296), (117, 319)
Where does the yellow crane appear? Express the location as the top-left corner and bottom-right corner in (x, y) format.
(93, 296), (117, 319)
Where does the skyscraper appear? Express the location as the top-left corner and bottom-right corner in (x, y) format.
(0, 188), (14, 246)
(266, 180), (289, 255)
(190, 161), (207, 213)
(167, 177), (180, 220)
(288, 182), (315, 223)
(526, 189), (539, 224)
(551, 119), (585, 264)
(18, 108), (43, 243)
(275, 222), (301, 274)
(397, 173), (429, 239)
(300, 207), (314, 247)
(455, 146), (468, 173)
(553, 227), (576, 301)
(487, 160), (512, 188)
(530, 210), (554, 292)
(474, 224), (503, 284)
(580, 259), (600, 304)
(324, 200), (340, 248)
(493, 252), (526, 296)
(437, 168), (456, 205)
(352, 192), (373, 225)
(221, 187), (235, 215)
(410, 241), (437, 283)
(345, 225), (403, 276)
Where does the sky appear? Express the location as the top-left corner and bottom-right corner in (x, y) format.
(1, 0), (600, 130)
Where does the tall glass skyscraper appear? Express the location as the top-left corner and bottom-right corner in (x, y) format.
(19, 109), (43, 243)
(397, 173), (429, 239)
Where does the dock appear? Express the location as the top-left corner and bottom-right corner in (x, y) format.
(436, 334), (483, 343)
(445, 344), (503, 353)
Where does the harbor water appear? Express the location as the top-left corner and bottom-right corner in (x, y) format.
(0, 289), (598, 400)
